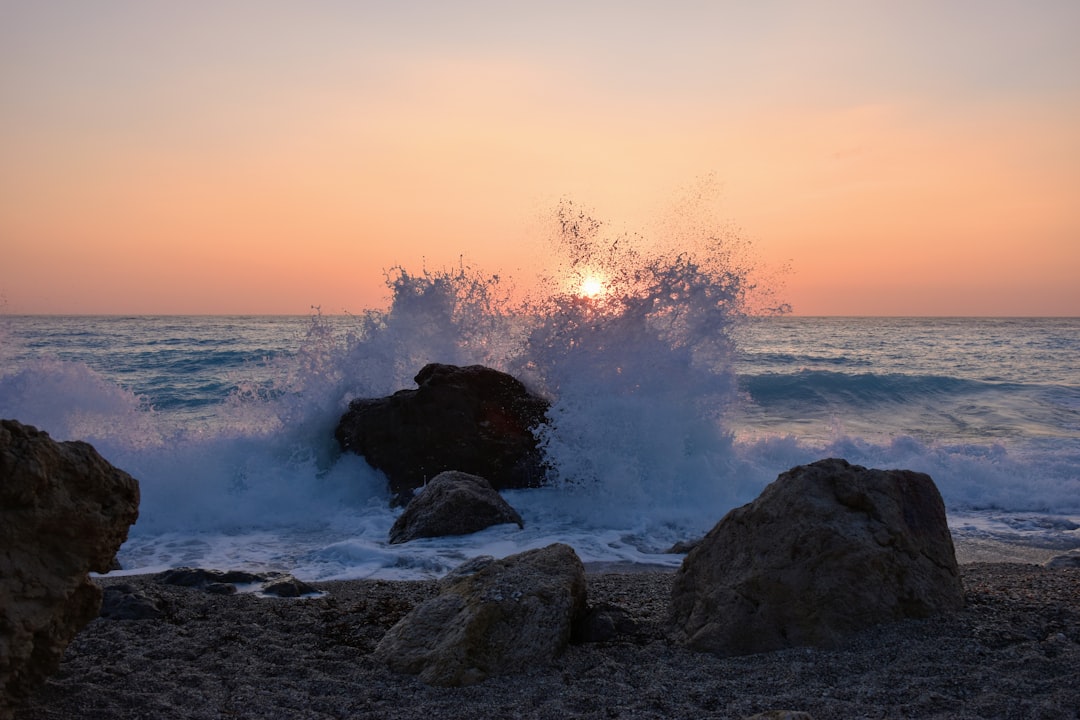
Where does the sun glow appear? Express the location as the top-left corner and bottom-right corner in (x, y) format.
(579, 275), (606, 299)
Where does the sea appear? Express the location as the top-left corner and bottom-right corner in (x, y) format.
(2, 269), (1078, 581)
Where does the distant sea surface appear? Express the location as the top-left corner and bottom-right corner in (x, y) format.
(2, 312), (1077, 579)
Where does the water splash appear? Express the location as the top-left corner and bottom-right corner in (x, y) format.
(485, 201), (758, 522)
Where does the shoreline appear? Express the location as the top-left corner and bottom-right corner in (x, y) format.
(11, 545), (1079, 720)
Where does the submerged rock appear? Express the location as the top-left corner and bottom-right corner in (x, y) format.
(374, 543), (587, 686)
(388, 471), (524, 544)
(0, 419), (140, 712)
(669, 458), (964, 656)
(335, 363), (550, 502)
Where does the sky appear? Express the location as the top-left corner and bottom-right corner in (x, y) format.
(2, 0), (1078, 316)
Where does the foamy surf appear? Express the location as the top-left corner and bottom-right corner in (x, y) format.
(3, 212), (1078, 580)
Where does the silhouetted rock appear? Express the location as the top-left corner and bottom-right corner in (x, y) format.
(388, 471), (524, 544)
(335, 363), (549, 502)
(0, 420), (140, 714)
(374, 543), (587, 686)
(669, 458), (964, 656)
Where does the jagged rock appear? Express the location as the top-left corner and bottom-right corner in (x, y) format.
(335, 363), (550, 502)
(669, 458), (964, 657)
(374, 543), (587, 686)
(388, 471), (524, 544)
(0, 419), (140, 712)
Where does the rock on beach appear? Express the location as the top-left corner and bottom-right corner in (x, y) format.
(388, 470), (524, 544)
(0, 419), (140, 716)
(373, 543), (587, 686)
(10, 562), (1080, 719)
(669, 458), (964, 656)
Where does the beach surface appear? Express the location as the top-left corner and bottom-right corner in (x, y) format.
(11, 545), (1079, 720)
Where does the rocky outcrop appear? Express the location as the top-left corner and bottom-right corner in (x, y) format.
(388, 471), (524, 544)
(374, 543), (587, 686)
(0, 419), (140, 712)
(335, 363), (549, 503)
(669, 458), (963, 657)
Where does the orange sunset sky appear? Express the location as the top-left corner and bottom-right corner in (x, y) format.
(2, 1), (1078, 316)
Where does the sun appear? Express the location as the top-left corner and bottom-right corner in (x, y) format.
(579, 275), (605, 299)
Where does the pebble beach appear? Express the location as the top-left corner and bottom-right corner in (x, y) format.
(11, 542), (1080, 720)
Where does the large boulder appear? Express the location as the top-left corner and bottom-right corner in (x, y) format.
(388, 471), (524, 544)
(374, 543), (587, 686)
(0, 420), (140, 713)
(335, 363), (550, 502)
(669, 458), (963, 657)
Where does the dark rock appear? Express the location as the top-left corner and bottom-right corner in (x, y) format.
(374, 543), (587, 686)
(669, 458), (964, 656)
(572, 602), (639, 643)
(205, 582), (238, 595)
(100, 584), (164, 621)
(156, 567), (319, 598)
(335, 363), (550, 502)
(388, 471), (524, 544)
(665, 538), (701, 554)
(0, 419), (140, 711)
(156, 567), (267, 588)
(262, 577), (319, 598)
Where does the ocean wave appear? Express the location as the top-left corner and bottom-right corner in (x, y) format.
(739, 369), (1026, 405)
